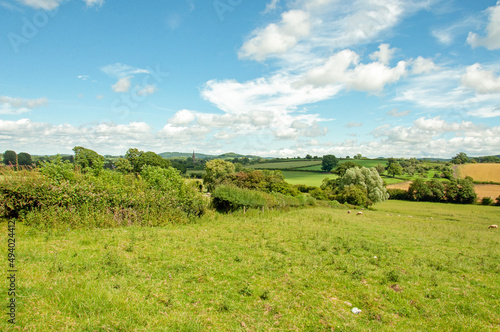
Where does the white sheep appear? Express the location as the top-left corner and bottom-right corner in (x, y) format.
(488, 225), (498, 229)
(356, 211), (363, 216)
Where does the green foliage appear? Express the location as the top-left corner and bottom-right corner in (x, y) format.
(124, 148), (171, 173)
(321, 154), (338, 172)
(212, 185), (267, 212)
(339, 167), (388, 204)
(3, 150), (16, 165)
(452, 152), (469, 164)
(17, 152), (32, 166)
(336, 184), (371, 206)
(387, 188), (411, 200)
(386, 162), (403, 177)
(333, 161), (362, 177)
(115, 158), (133, 173)
(481, 197), (493, 205)
(407, 178), (477, 204)
(0, 165), (206, 226)
(203, 159), (236, 192)
(73, 146), (104, 174)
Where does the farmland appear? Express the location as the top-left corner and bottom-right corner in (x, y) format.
(2, 201), (498, 331)
(457, 163), (500, 183)
(249, 160), (322, 170)
(281, 171), (338, 187)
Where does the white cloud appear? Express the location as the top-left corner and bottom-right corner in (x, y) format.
(0, 96), (47, 114)
(300, 49), (407, 92)
(239, 10), (311, 61)
(169, 109), (197, 126)
(369, 44), (395, 65)
(15, 0), (61, 10)
(387, 108), (410, 117)
(112, 76), (132, 93)
(467, 2), (500, 50)
(263, 0), (280, 13)
(101, 63), (150, 78)
(461, 63), (500, 94)
(411, 56), (438, 74)
(345, 122), (363, 128)
(83, 0), (104, 8)
(137, 85), (157, 96)
(468, 105), (500, 118)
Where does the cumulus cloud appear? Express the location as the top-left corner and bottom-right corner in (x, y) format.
(467, 1), (500, 50)
(461, 63), (500, 94)
(411, 56), (439, 74)
(300, 48), (407, 92)
(112, 76), (132, 93)
(263, 0), (279, 13)
(169, 109), (197, 126)
(369, 44), (396, 65)
(239, 9), (311, 61)
(0, 96), (48, 114)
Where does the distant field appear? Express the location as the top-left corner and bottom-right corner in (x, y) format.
(387, 182), (500, 200)
(457, 163), (500, 183)
(250, 160), (322, 170)
(282, 171), (337, 187)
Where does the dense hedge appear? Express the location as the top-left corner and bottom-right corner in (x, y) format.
(0, 160), (206, 228)
(211, 185), (316, 213)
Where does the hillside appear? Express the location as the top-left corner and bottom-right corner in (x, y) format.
(159, 152), (266, 160)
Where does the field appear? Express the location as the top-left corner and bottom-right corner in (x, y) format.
(457, 163), (500, 183)
(282, 171), (337, 187)
(249, 160), (322, 170)
(2, 200), (499, 331)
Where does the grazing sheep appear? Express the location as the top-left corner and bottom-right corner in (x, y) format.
(488, 225), (498, 229)
(356, 211), (363, 216)
(347, 210), (351, 214)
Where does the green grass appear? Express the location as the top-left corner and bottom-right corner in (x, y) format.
(282, 171), (338, 186)
(249, 160), (322, 170)
(2, 201), (499, 331)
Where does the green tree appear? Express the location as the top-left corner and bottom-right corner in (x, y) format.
(17, 152), (32, 166)
(305, 154), (312, 159)
(203, 159), (236, 192)
(3, 150), (17, 166)
(408, 178), (431, 201)
(73, 146), (104, 173)
(337, 184), (370, 206)
(125, 148), (171, 173)
(339, 167), (388, 204)
(333, 161), (361, 177)
(456, 178), (477, 204)
(115, 158), (133, 173)
(386, 162), (403, 177)
(375, 163), (386, 175)
(452, 152), (469, 164)
(321, 154), (338, 172)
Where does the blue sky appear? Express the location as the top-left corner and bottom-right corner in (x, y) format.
(1, 0), (500, 158)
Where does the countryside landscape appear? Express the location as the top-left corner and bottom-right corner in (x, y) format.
(1, 148), (499, 331)
(3, 0), (500, 331)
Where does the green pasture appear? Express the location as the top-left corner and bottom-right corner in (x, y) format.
(249, 160), (322, 170)
(2, 200), (499, 331)
(282, 171), (337, 187)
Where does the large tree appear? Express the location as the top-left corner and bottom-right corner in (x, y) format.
(124, 148), (171, 173)
(452, 152), (469, 164)
(386, 162), (403, 178)
(3, 150), (17, 166)
(17, 152), (32, 166)
(203, 159), (235, 192)
(339, 167), (389, 204)
(73, 146), (105, 173)
(321, 154), (338, 172)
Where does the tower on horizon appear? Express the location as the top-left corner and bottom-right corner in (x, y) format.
(192, 151), (196, 164)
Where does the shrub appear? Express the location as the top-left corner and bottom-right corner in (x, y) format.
(387, 188), (410, 200)
(496, 196), (500, 206)
(481, 197), (493, 206)
(212, 185), (267, 212)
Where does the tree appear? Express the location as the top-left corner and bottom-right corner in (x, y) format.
(17, 152), (32, 166)
(305, 154), (312, 159)
(73, 146), (104, 173)
(339, 167), (388, 204)
(203, 159), (235, 192)
(333, 161), (361, 177)
(115, 158), (133, 173)
(321, 154), (338, 172)
(3, 150), (17, 166)
(386, 162), (403, 177)
(452, 152), (469, 164)
(124, 148), (171, 173)
(408, 178), (431, 201)
(375, 163), (386, 175)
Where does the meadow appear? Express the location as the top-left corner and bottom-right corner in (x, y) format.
(1, 201), (499, 331)
(296, 160), (388, 172)
(249, 160), (322, 170)
(281, 171), (338, 187)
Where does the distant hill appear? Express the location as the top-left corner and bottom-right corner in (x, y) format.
(159, 152), (268, 160)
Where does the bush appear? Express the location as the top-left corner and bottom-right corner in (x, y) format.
(212, 185), (267, 212)
(481, 197), (493, 206)
(496, 196), (500, 206)
(387, 188), (410, 200)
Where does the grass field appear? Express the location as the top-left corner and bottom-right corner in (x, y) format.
(282, 171), (337, 186)
(457, 163), (500, 183)
(249, 160), (322, 170)
(2, 201), (499, 331)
